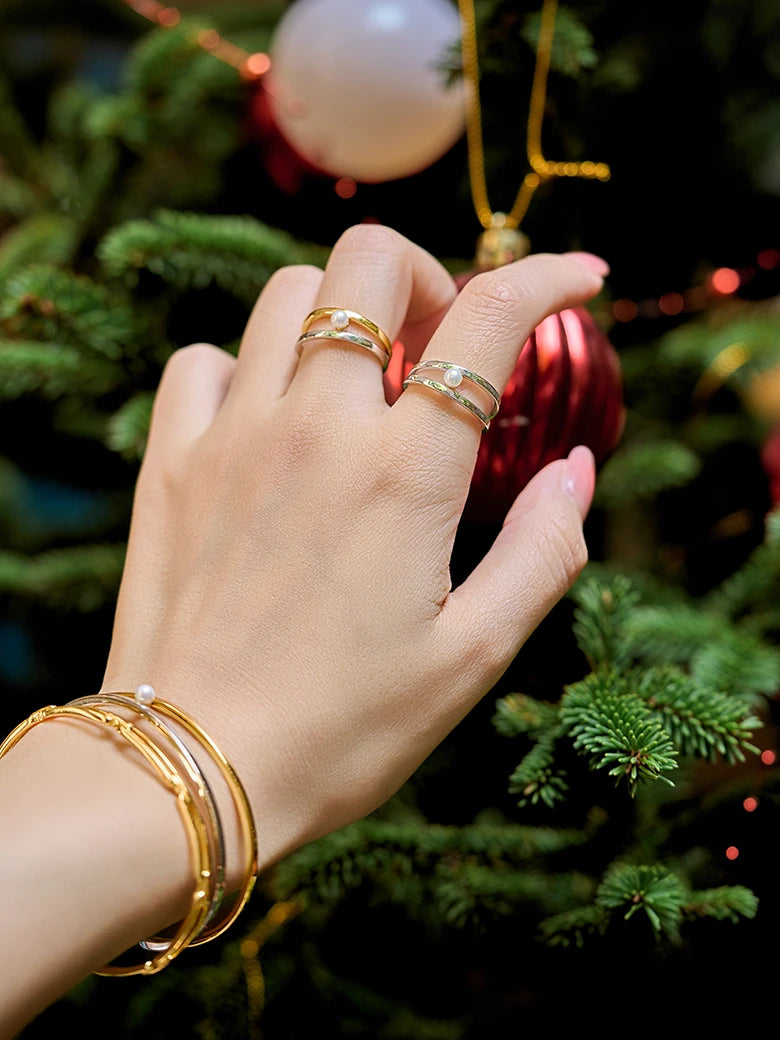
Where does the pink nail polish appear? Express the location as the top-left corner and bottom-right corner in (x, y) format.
(562, 445), (596, 519)
(564, 251), (610, 277)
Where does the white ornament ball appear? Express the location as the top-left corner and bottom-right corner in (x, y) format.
(266, 0), (466, 183)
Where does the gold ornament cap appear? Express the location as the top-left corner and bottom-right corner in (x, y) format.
(475, 213), (531, 271)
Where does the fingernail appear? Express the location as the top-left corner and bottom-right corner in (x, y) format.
(564, 251), (610, 277)
(561, 445), (596, 520)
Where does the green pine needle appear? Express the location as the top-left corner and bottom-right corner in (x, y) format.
(597, 863), (687, 941)
(684, 886), (758, 923)
(106, 393), (155, 460)
(98, 210), (328, 303)
(0, 265), (137, 360)
(492, 692), (560, 736)
(571, 572), (640, 672)
(561, 673), (678, 793)
(0, 339), (121, 399)
(594, 440), (701, 507)
(638, 666), (762, 763)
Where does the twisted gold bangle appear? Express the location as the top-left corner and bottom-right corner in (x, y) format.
(0, 704), (214, 976)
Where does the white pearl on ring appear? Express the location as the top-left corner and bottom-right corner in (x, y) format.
(330, 310), (350, 331)
(443, 366), (464, 388)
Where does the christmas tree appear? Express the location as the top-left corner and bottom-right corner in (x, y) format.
(2, 0), (779, 1035)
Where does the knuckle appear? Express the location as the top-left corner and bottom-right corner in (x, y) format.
(164, 342), (224, 372)
(332, 222), (403, 262)
(457, 270), (533, 331)
(263, 263), (322, 294)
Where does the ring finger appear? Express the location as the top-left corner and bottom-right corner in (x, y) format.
(392, 252), (607, 458)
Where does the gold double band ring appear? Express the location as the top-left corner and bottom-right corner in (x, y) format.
(402, 360), (500, 432)
(297, 307), (394, 371)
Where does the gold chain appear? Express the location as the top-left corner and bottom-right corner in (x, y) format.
(458, 0), (610, 233)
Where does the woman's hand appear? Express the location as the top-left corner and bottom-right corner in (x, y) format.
(101, 224), (605, 871)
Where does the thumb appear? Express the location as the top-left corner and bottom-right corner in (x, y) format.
(441, 446), (595, 684)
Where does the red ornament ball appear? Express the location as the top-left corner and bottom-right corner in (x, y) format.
(392, 272), (624, 523)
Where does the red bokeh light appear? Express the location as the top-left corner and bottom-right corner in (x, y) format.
(725, 846), (740, 861)
(242, 53), (271, 80)
(613, 299), (638, 322)
(710, 267), (740, 295)
(743, 797), (758, 812)
(757, 248), (780, 270)
(658, 291), (684, 315)
(157, 7), (180, 26)
(335, 177), (357, 199)
(760, 749), (776, 766)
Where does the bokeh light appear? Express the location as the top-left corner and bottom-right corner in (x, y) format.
(335, 177), (357, 199)
(710, 267), (740, 295)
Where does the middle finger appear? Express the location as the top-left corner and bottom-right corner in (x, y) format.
(290, 224), (456, 417)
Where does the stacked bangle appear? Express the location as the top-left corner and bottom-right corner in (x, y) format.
(70, 692), (228, 950)
(0, 684), (258, 977)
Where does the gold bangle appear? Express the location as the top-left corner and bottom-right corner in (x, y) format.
(69, 693), (227, 948)
(0, 704), (214, 976)
(126, 696), (259, 947)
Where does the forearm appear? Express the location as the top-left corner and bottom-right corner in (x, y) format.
(0, 718), (191, 1038)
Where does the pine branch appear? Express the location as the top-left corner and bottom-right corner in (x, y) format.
(0, 550), (30, 596)
(270, 817), (597, 909)
(621, 604), (727, 667)
(507, 731), (569, 808)
(492, 691), (560, 736)
(570, 572), (641, 672)
(105, 392), (154, 460)
(593, 439), (701, 507)
(684, 886), (758, 924)
(98, 210), (328, 303)
(41, 81), (122, 228)
(704, 507), (780, 622)
(0, 265), (138, 360)
(596, 863), (686, 941)
(659, 312), (780, 390)
(637, 666), (762, 763)
(523, 6), (599, 76)
(0, 215), (80, 288)
(431, 862), (595, 930)
(561, 673), (678, 794)
(537, 904), (608, 947)
(0, 339), (121, 399)
(689, 629), (780, 701)
(117, 27), (241, 154)
(0, 544), (126, 610)
(122, 20), (218, 98)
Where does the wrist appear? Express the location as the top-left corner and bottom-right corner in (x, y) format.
(0, 716), (191, 1033)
